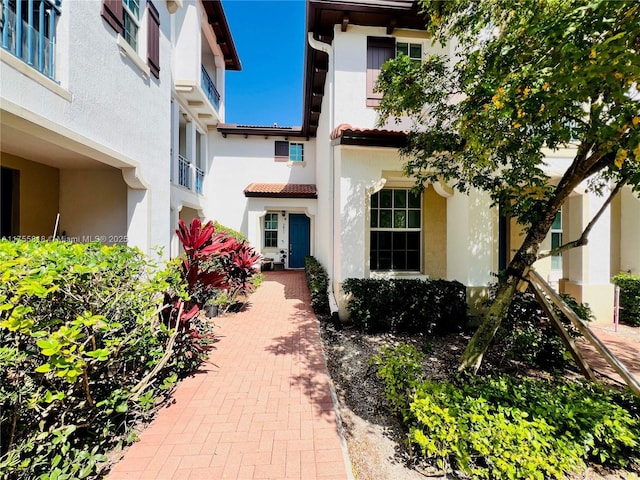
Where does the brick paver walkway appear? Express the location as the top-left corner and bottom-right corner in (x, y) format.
(108, 271), (351, 480)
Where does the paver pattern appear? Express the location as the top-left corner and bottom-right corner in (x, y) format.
(108, 271), (350, 480)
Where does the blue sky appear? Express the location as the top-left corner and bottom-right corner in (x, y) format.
(222, 0), (307, 127)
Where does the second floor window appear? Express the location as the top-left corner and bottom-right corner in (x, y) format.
(275, 141), (304, 162)
(289, 143), (304, 162)
(122, 0), (139, 50)
(396, 42), (422, 62)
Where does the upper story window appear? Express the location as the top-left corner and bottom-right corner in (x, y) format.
(370, 188), (422, 271)
(396, 42), (422, 62)
(274, 141), (304, 163)
(122, 0), (139, 50)
(367, 37), (424, 107)
(101, 0), (159, 78)
(1, 0), (61, 80)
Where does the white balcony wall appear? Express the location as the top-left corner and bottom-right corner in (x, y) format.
(172, 0), (202, 82)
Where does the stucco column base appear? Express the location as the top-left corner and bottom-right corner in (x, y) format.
(559, 280), (615, 323)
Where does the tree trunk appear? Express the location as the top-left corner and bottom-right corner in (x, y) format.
(458, 212), (557, 373)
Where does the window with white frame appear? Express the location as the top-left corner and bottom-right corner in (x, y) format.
(274, 141), (304, 162)
(122, 0), (140, 50)
(289, 143), (304, 162)
(264, 213), (278, 248)
(370, 189), (421, 271)
(551, 209), (563, 271)
(396, 42), (422, 61)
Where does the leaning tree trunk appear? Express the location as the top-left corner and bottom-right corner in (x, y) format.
(458, 214), (558, 373)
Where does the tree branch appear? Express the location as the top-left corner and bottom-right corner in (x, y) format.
(538, 177), (627, 259)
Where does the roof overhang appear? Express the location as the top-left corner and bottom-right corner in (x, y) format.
(244, 183), (318, 198)
(217, 123), (305, 138)
(302, 0), (426, 137)
(330, 124), (407, 148)
(202, 1), (242, 72)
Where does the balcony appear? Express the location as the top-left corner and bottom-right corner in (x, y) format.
(174, 64), (221, 128)
(1, 0), (60, 80)
(175, 154), (205, 195)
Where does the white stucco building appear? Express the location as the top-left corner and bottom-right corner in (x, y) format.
(1, 0), (239, 258)
(1, 0), (637, 322)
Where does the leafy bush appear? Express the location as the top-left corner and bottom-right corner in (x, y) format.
(304, 256), (330, 314)
(342, 278), (467, 334)
(612, 272), (640, 326)
(494, 289), (593, 370)
(213, 221), (246, 242)
(373, 344), (640, 479)
(0, 239), (212, 479)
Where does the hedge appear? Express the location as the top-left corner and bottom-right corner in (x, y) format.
(304, 256), (330, 314)
(342, 278), (467, 334)
(612, 272), (640, 326)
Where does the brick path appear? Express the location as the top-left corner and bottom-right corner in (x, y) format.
(108, 271), (351, 480)
(576, 321), (640, 386)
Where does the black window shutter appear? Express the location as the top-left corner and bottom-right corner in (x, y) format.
(147, 1), (160, 78)
(101, 0), (123, 34)
(275, 141), (289, 157)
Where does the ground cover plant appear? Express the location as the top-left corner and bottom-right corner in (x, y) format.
(371, 344), (640, 479)
(304, 256), (330, 314)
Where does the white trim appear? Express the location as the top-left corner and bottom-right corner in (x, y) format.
(117, 35), (150, 78)
(0, 50), (72, 101)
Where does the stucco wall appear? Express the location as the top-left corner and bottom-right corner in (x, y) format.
(620, 187), (640, 274)
(59, 169), (127, 243)
(206, 134), (316, 235)
(1, 0), (172, 254)
(1, 153), (60, 237)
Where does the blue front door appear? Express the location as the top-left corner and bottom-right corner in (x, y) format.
(288, 214), (310, 268)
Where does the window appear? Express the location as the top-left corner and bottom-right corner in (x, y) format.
(551, 209), (563, 271)
(264, 213), (278, 248)
(274, 141), (304, 162)
(101, 0), (160, 78)
(370, 189), (421, 271)
(396, 42), (422, 61)
(289, 143), (304, 162)
(0, 0), (61, 79)
(122, 0), (139, 50)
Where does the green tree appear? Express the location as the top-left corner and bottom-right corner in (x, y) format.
(376, 0), (640, 372)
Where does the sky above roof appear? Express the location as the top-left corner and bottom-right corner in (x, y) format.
(222, 0), (307, 128)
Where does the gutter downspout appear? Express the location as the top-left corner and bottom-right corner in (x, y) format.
(307, 32), (339, 321)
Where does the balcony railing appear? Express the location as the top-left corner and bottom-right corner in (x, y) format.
(1, 0), (59, 80)
(195, 167), (204, 194)
(201, 65), (220, 112)
(178, 154), (191, 190)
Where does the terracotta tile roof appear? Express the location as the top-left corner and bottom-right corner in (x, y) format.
(330, 123), (408, 147)
(244, 183), (318, 199)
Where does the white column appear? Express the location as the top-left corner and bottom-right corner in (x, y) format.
(185, 118), (196, 190)
(127, 188), (151, 254)
(446, 189), (496, 312)
(171, 100), (180, 184)
(620, 187), (640, 273)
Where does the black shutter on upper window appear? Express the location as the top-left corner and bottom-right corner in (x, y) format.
(147, 1), (160, 78)
(275, 141), (289, 158)
(101, 0), (123, 34)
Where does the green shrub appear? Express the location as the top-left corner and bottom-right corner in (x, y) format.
(494, 290), (593, 370)
(304, 256), (330, 314)
(612, 272), (640, 326)
(342, 278), (467, 334)
(0, 239), (212, 479)
(213, 221), (247, 242)
(373, 344), (640, 479)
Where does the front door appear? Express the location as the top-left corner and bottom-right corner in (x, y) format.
(288, 214), (310, 268)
